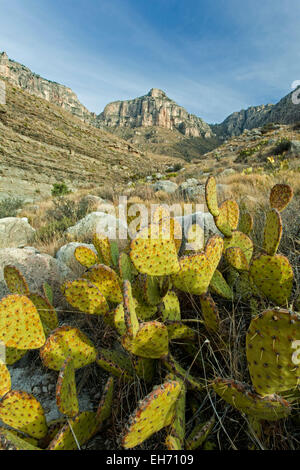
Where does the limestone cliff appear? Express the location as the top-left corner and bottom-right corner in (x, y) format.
(96, 88), (213, 138)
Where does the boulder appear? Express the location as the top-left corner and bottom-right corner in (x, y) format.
(0, 246), (75, 305)
(218, 168), (236, 178)
(56, 242), (97, 276)
(0, 217), (35, 248)
(152, 180), (178, 194)
(66, 211), (128, 241)
(175, 211), (221, 243)
(288, 140), (300, 157)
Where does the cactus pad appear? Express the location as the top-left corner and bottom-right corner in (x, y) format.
(0, 294), (45, 349)
(122, 379), (182, 448)
(270, 184), (293, 212)
(96, 348), (134, 381)
(212, 378), (291, 420)
(246, 308), (300, 396)
(186, 223), (204, 252)
(167, 322), (197, 341)
(205, 235), (224, 273)
(129, 224), (180, 276)
(92, 233), (111, 265)
(165, 382), (186, 450)
(135, 301), (157, 321)
(48, 411), (98, 450)
(122, 321), (169, 359)
(0, 390), (48, 438)
(0, 363), (11, 398)
(238, 211), (253, 235)
(161, 291), (181, 321)
(5, 347), (27, 365)
(200, 293), (220, 332)
(223, 231), (253, 264)
(133, 357), (155, 383)
(40, 326), (97, 371)
(249, 254), (293, 305)
(163, 355), (205, 391)
(225, 247), (250, 272)
(96, 376), (114, 425)
(214, 200), (239, 237)
(205, 176), (219, 217)
(142, 275), (163, 306)
(123, 280), (139, 338)
(74, 246), (98, 268)
(29, 293), (59, 335)
(119, 252), (135, 282)
(83, 264), (122, 303)
(56, 356), (79, 418)
(62, 279), (109, 315)
(185, 416), (215, 450)
(210, 270), (233, 300)
(263, 209), (282, 256)
(43, 282), (53, 305)
(0, 428), (41, 450)
(3, 265), (29, 295)
(112, 303), (126, 335)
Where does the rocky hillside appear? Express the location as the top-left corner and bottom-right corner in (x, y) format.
(0, 79), (180, 201)
(213, 86), (300, 137)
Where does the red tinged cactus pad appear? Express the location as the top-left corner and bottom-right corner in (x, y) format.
(74, 246), (98, 268)
(263, 209), (282, 256)
(214, 200), (239, 237)
(200, 293), (220, 333)
(246, 309), (300, 396)
(0, 363), (11, 398)
(185, 416), (215, 450)
(0, 427), (41, 450)
(83, 264), (122, 303)
(0, 294), (45, 350)
(123, 280), (139, 338)
(40, 326), (97, 371)
(212, 378), (291, 421)
(223, 231), (253, 264)
(122, 321), (169, 359)
(249, 254), (293, 306)
(270, 184), (293, 212)
(129, 224), (180, 276)
(29, 293), (59, 336)
(205, 176), (219, 217)
(3, 265), (30, 296)
(122, 379), (182, 449)
(56, 356), (79, 418)
(48, 411), (98, 450)
(0, 390), (48, 439)
(62, 279), (109, 315)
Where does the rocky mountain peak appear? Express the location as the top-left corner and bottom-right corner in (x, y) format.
(148, 88), (167, 98)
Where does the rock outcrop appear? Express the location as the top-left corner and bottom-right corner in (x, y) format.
(97, 88), (213, 138)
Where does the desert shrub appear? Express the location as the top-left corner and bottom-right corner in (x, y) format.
(0, 197), (24, 218)
(51, 182), (71, 197)
(273, 138), (291, 155)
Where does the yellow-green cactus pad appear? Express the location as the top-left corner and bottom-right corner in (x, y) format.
(263, 209), (282, 256)
(0, 363), (11, 398)
(167, 322), (197, 342)
(200, 293), (220, 333)
(29, 293), (59, 336)
(0, 427), (41, 450)
(83, 264), (122, 303)
(238, 211), (253, 235)
(5, 347), (27, 365)
(185, 416), (215, 450)
(210, 270), (233, 300)
(0, 390), (48, 439)
(142, 275), (163, 306)
(40, 326), (97, 371)
(166, 381), (185, 450)
(225, 247), (250, 272)
(62, 278), (109, 315)
(135, 301), (157, 321)
(246, 308), (300, 396)
(156, 216), (182, 253)
(56, 356), (79, 418)
(43, 282), (53, 305)
(119, 252), (135, 282)
(112, 303), (126, 334)
(48, 411), (98, 450)
(123, 280), (139, 338)
(0, 294), (45, 350)
(234, 271), (260, 300)
(152, 205), (171, 224)
(3, 265), (30, 296)
(74, 246), (98, 268)
(133, 357), (155, 383)
(38, 419), (66, 449)
(163, 355), (205, 391)
(223, 230), (253, 264)
(165, 435), (182, 450)
(122, 379), (182, 449)
(122, 321), (169, 359)
(205, 176), (219, 217)
(96, 376), (114, 425)
(212, 378), (291, 421)
(161, 291), (181, 321)
(249, 254), (293, 305)
(270, 184), (293, 212)
(205, 235), (224, 274)
(96, 348), (134, 381)
(129, 224), (180, 276)
(92, 233), (111, 265)
(214, 200), (239, 237)
(185, 223), (204, 252)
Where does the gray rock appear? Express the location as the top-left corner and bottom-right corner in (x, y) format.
(155, 173), (163, 180)
(80, 194), (107, 209)
(152, 180), (178, 194)
(175, 211), (221, 242)
(66, 211), (128, 241)
(179, 179), (205, 200)
(0, 246), (74, 305)
(0, 217), (35, 248)
(56, 242), (97, 276)
(218, 168), (236, 178)
(288, 140), (300, 157)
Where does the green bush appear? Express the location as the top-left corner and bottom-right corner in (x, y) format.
(0, 197), (24, 218)
(51, 182), (71, 197)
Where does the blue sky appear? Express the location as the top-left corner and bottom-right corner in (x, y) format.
(1, 0), (300, 123)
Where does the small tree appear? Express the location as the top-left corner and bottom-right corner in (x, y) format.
(51, 182), (71, 197)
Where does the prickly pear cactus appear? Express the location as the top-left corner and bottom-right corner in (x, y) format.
(56, 356), (79, 417)
(269, 184), (293, 212)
